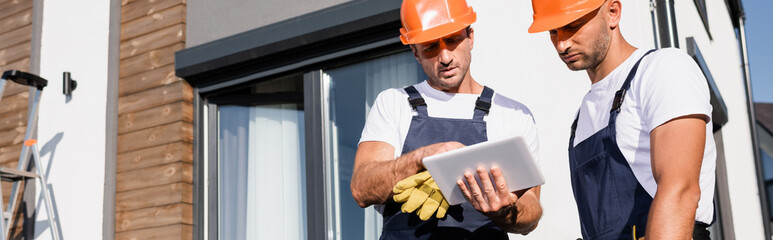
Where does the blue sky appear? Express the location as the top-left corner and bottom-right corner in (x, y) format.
(745, 0), (773, 103)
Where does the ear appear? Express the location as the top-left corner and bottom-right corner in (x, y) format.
(606, 0), (622, 30)
(410, 44), (420, 60)
(468, 27), (475, 49)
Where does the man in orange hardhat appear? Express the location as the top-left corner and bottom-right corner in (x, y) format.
(529, 0), (716, 239)
(351, 0), (543, 238)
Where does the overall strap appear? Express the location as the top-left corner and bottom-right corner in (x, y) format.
(569, 111), (580, 149)
(569, 49), (656, 148)
(404, 86), (428, 116)
(472, 86), (494, 120)
(608, 49), (657, 125)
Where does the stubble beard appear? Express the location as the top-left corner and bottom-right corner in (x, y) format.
(426, 60), (471, 91)
(430, 70), (465, 90)
(567, 22), (611, 71)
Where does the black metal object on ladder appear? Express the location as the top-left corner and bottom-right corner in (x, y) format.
(0, 70), (60, 240)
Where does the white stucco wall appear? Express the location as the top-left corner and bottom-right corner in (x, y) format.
(34, 0), (109, 239)
(467, 0), (762, 239)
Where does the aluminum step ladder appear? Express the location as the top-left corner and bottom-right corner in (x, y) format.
(0, 70), (61, 240)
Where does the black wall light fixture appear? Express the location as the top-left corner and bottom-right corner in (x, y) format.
(63, 72), (77, 96)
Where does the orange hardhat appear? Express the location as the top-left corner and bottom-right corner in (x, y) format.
(528, 0), (605, 33)
(399, 0), (476, 45)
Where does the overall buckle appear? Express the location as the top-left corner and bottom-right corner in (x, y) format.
(611, 89), (626, 113)
(408, 97), (426, 110)
(475, 98), (491, 114)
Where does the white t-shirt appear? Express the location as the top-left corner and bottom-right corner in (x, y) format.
(573, 48), (716, 224)
(359, 81), (540, 164)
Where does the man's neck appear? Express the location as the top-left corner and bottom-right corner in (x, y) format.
(586, 37), (637, 84)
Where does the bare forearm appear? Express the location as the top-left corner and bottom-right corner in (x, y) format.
(645, 186), (700, 239)
(351, 150), (424, 207)
(489, 190), (542, 234)
(352, 141), (465, 208)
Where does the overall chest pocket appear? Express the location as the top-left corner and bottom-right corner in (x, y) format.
(571, 151), (623, 239)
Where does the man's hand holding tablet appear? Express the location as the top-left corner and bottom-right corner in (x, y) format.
(421, 136), (545, 206)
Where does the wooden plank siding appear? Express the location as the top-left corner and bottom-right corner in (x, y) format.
(0, 90), (27, 115)
(2, 57), (30, 73)
(120, 4), (185, 41)
(0, 0), (32, 236)
(1, 59), (32, 98)
(118, 101), (193, 135)
(118, 80), (192, 115)
(0, 143), (22, 165)
(120, 23), (184, 60)
(116, 202), (193, 232)
(0, 158), (19, 171)
(0, 0), (33, 20)
(116, 182), (192, 211)
(122, 0), (186, 23)
(116, 224), (192, 240)
(118, 0), (192, 238)
(117, 142), (193, 173)
(0, 8), (31, 35)
(0, 25), (31, 50)
(1, 81), (28, 96)
(118, 64), (180, 97)
(0, 126), (24, 147)
(0, 41), (31, 66)
(0, 110), (26, 132)
(117, 121), (193, 154)
(119, 43), (184, 79)
(116, 162), (192, 193)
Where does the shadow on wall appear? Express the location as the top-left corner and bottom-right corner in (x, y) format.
(33, 132), (63, 240)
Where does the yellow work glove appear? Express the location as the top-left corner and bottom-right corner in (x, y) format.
(416, 178), (450, 220)
(393, 171), (431, 203)
(401, 179), (433, 213)
(392, 171), (450, 220)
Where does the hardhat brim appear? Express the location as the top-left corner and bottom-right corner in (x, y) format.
(400, 9), (476, 44)
(527, 0), (605, 33)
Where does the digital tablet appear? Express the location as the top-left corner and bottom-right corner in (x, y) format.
(422, 135), (545, 205)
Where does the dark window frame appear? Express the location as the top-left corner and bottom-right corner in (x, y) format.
(693, 0), (713, 40)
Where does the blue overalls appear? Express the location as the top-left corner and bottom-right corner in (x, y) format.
(568, 50), (656, 240)
(380, 85), (508, 240)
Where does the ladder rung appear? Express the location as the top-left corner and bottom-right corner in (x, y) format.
(0, 168), (38, 182)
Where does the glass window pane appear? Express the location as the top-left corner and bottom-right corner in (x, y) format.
(218, 103), (307, 239)
(323, 51), (427, 239)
